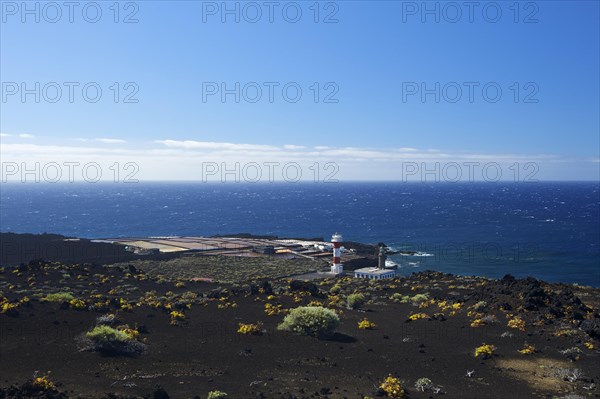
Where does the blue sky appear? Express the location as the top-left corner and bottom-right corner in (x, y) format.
(1, 0), (599, 181)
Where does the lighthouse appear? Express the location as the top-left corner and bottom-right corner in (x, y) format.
(331, 233), (343, 274)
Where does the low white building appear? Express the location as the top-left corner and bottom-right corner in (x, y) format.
(353, 244), (397, 279)
(354, 267), (396, 280)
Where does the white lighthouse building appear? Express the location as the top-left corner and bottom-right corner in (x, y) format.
(331, 233), (343, 274)
(353, 244), (396, 280)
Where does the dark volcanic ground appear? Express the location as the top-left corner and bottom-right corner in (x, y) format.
(1, 260), (599, 399)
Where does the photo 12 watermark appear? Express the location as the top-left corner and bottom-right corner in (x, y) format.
(1, 162), (140, 183)
(399, 162), (539, 182)
(1, 1), (140, 23)
(201, 1), (339, 24)
(1, 82), (140, 104)
(201, 81), (339, 104)
(400, 1), (539, 24)
(401, 82), (539, 104)
(201, 161), (340, 183)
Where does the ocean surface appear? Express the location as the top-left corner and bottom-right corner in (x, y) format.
(1, 182), (598, 286)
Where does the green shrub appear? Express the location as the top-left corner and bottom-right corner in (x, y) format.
(410, 293), (429, 305)
(83, 325), (145, 355)
(414, 377), (433, 392)
(207, 391), (228, 399)
(278, 306), (340, 337)
(347, 293), (366, 309)
(44, 292), (74, 302)
(86, 325), (131, 343)
(390, 293), (410, 303)
(329, 284), (342, 295)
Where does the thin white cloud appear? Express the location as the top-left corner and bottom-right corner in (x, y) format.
(2, 140), (593, 181)
(151, 140), (561, 163)
(95, 138), (127, 144)
(19, 134), (35, 139)
(0, 133), (10, 137)
(1, 143), (139, 156)
(72, 138), (126, 144)
(2, 140), (565, 164)
(283, 144), (306, 150)
(155, 140), (278, 152)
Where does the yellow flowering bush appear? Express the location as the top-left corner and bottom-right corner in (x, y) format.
(119, 298), (133, 311)
(470, 319), (485, 327)
(265, 303), (286, 316)
(554, 329), (577, 337)
(379, 375), (404, 398)
(33, 375), (55, 390)
(358, 318), (377, 329)
(507, 316), (526, 331)
(1, 302), (19, 316)
(170, 310), (185, 325)
(474, 343), (496, 358)
(327, 295), (342, 306)
(518, 344), (536, 355)
(418, 299), (435, 309)
(217, 301), (238, 309)
(408, 313), (429, 321)
(119, 327), (140, 339)
(237, 322), (263, 335)
(69, 299), (86, 310)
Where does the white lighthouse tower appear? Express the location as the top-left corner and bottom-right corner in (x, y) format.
(331, 233), (343, 274)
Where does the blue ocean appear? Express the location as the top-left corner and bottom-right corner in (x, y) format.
(1, 182), (598, 286)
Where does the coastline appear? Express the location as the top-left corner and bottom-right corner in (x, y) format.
(1, 254), (599, 398)
(1, 232), (598, 288)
